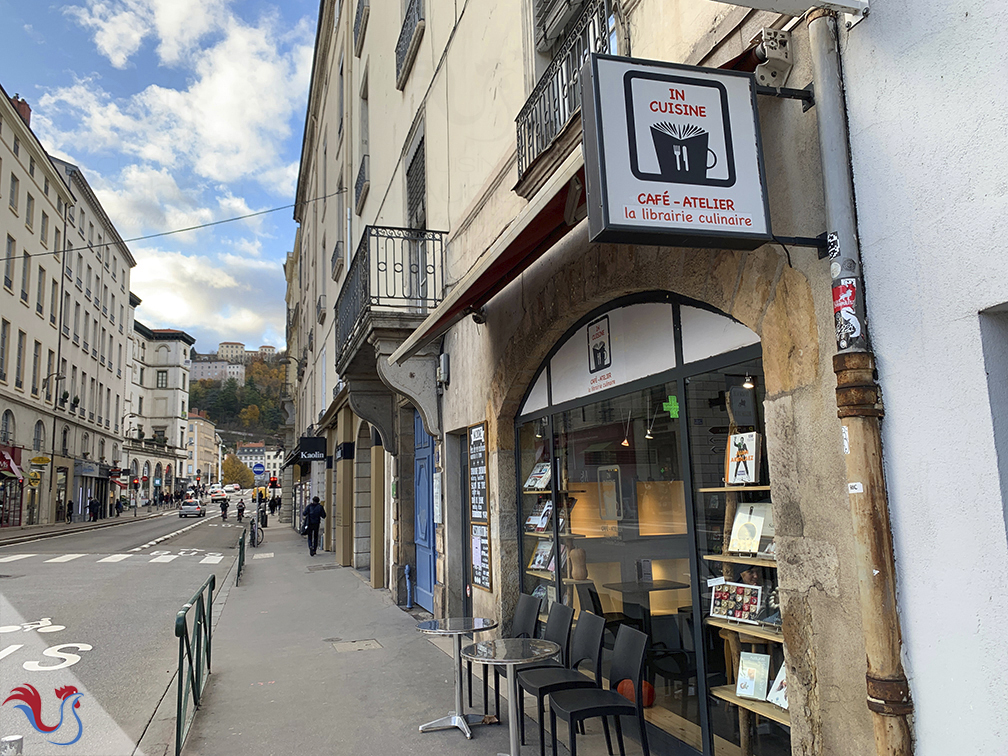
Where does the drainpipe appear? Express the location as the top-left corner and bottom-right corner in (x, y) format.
(807, 10), (913, 755)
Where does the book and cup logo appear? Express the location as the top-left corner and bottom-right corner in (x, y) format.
(587, 315), (612, 374)
(624, 71), (737, 188)
(650, 123), (717, 183)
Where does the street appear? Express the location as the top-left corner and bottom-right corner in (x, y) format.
(0, 497), (250, 755)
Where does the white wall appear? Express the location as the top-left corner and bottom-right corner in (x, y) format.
(843, 2), (1008, 750)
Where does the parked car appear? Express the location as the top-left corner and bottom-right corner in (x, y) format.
(179, 499), (204, 518)
(210, 489), (228, 503)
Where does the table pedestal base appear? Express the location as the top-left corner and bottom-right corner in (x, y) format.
(418, 712), (489, 739)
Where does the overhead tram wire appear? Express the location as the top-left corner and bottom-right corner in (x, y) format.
(0, 187), (348, 263)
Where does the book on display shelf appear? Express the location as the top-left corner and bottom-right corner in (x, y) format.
(736, 652), (771, 701)
(528, 540), (554, 571)
(524, 462), (552, 491)
(766, 664), (788, 710)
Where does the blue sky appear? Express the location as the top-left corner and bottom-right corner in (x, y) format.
(0, 0), (318, 355)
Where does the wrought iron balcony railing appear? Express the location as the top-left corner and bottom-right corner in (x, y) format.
(516, 0), (609, 181)
(395, 0), (425, 90)
(355, 154), (370, 214)
(336, 226), (445, 367)
(354, 0), (369, 57)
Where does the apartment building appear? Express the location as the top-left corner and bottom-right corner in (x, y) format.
(286, 1), (1008, 754)
(187, 410), (219, 484)
(190, 359), (245, 384)
(0, 89), (76, 527)
(124, 295), (194, 503)
(216, 341), (244, 362)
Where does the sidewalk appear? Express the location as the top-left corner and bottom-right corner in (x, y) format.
(183, 526), (622, 756)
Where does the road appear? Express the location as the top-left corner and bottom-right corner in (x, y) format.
(0, 493), (255, 755)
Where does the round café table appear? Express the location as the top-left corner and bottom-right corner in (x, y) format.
(461, 638), (561, 756)
(417, 617), (498, 739)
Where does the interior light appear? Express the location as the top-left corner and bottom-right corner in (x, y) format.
(645, 429), (654, 440)
(621, 437), (630, 447)
(742, 374), (755, 389)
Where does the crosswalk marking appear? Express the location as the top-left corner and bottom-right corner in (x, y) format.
(97, 554), (132, 563)
(45, 554), (86, 563)
(199, 555), (224, 564)
(148, 554), (179, 563)
(251, 553), (274, 560)
(0, 554), (36, 562)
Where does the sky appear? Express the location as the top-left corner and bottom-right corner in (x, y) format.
(0, 0), (319, 354)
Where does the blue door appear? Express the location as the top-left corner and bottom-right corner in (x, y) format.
(414, 411), (436, 612)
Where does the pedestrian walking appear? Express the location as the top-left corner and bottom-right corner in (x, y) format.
(115, 499), (123, 517)
(303, 496), (326, 556)
(88, 497), (99, 522)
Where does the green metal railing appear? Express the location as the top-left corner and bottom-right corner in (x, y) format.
(174, 574), (215, 756)
(236, 529), (246, 584)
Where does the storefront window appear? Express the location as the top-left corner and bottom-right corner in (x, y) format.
(515, 297), (787, 755)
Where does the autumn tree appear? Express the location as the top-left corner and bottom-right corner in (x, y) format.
(239, 404), (261, 428)
(221, 453), (254, 489)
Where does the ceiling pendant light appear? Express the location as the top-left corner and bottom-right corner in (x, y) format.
(621, 408), (632, 446)
(743, 374), (755, 389)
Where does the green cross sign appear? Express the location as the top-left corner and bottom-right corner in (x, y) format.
(663, 395), (680, 419)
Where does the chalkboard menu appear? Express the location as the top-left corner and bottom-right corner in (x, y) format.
(468, 423), (488, 522)
(471, 522), (492, 591)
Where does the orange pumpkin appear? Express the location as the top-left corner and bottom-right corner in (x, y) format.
(616, 679), (655, 708)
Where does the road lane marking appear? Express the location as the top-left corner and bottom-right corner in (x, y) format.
(0, 554), (36, 562)
(251, 553), (274, 559)
(45, 554), (86, 563)
(199, 556), (224, 564)
(149, 554), (179, 563)
(97, 554), (132, 563)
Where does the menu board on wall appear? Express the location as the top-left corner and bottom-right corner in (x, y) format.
(471, 521), (492, 591)
(468, 423), (488, 522)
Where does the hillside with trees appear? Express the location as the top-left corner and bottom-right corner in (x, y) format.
(189, 359), (287, 446)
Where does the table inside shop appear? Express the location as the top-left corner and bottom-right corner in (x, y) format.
(416, 617), (498, 739)
(602, 579), (690, 637)
(461, 638), (561, 756)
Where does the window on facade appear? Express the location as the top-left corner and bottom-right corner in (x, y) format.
(406, 137), (426, 230)
(157, 370), (168, 388)
(40, 211), (48, 245)
(15, 330), (25, 388)
(51, 280), (59, 324)
(138, 396), (144, 415)
(0, 410), (13, 445)
(54, 228), (61, 255)
(33, 420), (44, 452)
(31, 340), (40, 395)
(139, 367), (145, 385)
(25, 193), (34, 229)
(44, 176), (49, 196)
(12, 137), (19, 157)
(0, 319), (8, 382)
(73, 302), (80, 341)
(8, 174), (18, 212)
(46, 349), (54, 401)
(20, 251), (29, 301)
(36, 266), (45, 314)
(4, 236), (14, 289)
(28, 156), (34, 177)
(86, 265), (92, 297)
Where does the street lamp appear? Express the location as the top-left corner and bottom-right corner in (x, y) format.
(121, 412), (140, 516)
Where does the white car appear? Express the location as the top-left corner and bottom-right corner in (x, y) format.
(228, 483), (241, 493)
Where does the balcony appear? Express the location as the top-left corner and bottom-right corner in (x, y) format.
(330, 240), (345, 281)
(335, 226), (444, 373)
(395, 0), (424, 90)
(355, 154), (370, 214)
(316, 294), (327, 324)
(354, 0), (369, 56)
(515, 0), (609, 183)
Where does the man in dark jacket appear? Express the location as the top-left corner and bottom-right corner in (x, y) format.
(304, 496), (326, 556)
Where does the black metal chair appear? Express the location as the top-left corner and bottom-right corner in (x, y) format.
(576, 582), (644, 650)
(517, 610), (606, 756)
(549, 625), (651, 756)
(646, 614), (696, 717)
(467, 592), (541, 717)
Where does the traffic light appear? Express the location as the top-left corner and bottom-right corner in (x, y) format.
(269, 476), (278, 489)
(132, 477), (140, 489)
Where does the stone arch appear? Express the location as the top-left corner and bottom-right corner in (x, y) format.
(485, 227), (820, 453)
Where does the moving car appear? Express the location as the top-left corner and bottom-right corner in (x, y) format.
(228, 483), (241, 493)
(179, 499), (204, 518)
(210, 488), (228, 503)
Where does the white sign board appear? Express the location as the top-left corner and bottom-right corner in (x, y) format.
(583, 54), (771, 249)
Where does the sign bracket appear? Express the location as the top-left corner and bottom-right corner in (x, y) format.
(774, 233), (830, 258)
(755, 82), (815, 112)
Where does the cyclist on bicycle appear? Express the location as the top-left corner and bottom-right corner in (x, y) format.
(220, 499), (229, 521)
(236, 500), (245, 522)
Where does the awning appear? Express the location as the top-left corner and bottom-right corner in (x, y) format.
(111, 479), (127, 488)
(389, 146), (585, 364)
(0, 450), (22, 481)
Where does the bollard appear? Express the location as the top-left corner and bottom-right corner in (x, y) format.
(1, 734), (24, 755)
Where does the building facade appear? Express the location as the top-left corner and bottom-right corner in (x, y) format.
(216, 341), (244, 362)
(190, 359), (244, 383)
(187, 411), (218, 484)
(285, 1), (1006, 755)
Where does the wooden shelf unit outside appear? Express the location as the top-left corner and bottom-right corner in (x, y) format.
(709, 685), (790, 727)
(697, 485), (772, 493)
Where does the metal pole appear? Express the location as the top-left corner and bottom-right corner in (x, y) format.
(807, 10), (913, 755)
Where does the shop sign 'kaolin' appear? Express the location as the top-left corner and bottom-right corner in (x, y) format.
(582, 54), (772, 249)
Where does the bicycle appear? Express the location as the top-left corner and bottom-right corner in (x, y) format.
(249, 515), (264, 547)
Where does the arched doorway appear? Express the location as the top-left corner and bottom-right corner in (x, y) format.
(154, 462), (163, 504)
(413, 411), (435, 612)
(142, 461), (151, 504)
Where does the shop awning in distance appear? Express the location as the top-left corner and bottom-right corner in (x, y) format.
(389, 146), (586, 365)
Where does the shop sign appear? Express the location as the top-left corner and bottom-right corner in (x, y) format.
(297, 436), (326, 464)
(468, 424), (488, 522)
(31, 456), (51, 466)
(0, 447), (22, 480)
(75, 460), (100, 478)
(142, 475), (149, 482)
(27, 470), (41, 488)
(582, 53), (771, 249)
(153, 478), (161, 486)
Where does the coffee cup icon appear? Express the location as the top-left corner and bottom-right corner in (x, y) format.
(650, 122), (718, 185)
